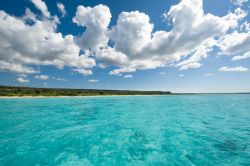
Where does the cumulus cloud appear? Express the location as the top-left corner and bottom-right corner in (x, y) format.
(241, 21), (250, 31)
(34, 75), (49, 80)
(109, 67), (136, 75)
(95, 0), (246, 74)
(0, 0), (249, 78)
(217, 26), (250, 68)
(73, 68), (93, 76)
(232, 51), (250, 61)
(22, 8), (36, 21)
(176, 38), (216, 70)
(218, 31), (250, 58)
(178, 62), (202, 70)
(111, 11), (153, 57)
(16, 77), (29, 83)
(219, 66), (248, 72)
(0, 5), (95, 75)
(230, 0), (248, 6)
(0, 61), (38, 74)
(140, 1), (242, 61)
(95, 47), (129, 67)
(57, 2), (66, 17)
(31, 0), (50, 18)
(73, 4), (111, 51)
(33, 75), (67, 81)
(88, 79), (99, 83)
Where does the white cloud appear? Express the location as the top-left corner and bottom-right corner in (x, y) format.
(0, 7), (95, 75)
(179, 62), (202, 70)
(16, 77), (29, 83)
(219, 66), (248, 72)
(95, 47), (129, 67)
(34, 75), (49, 80)
(241, 21), (250, 31)
(222, 8), (247, 29)
(232, 51), (250, 61)
(109, 67), (136, 75)
(0, 0), (249, 78)
(140, 1), (241, 61)
(22, 8), (36, 21)
(179, 74), (184, 77)
(123, 75), (133, 79)
(111, 11), (153, 57)
(31, 0), (50, 18)
(176, 38), (216, 70)
(98, 0), (246, 73)
(57, 2), (66, 17)
(218, 30), (250, 64)
(51, 76), (67, 81)
(218, 31), (250, 56)
(0, 61), (38, 74)
(230, 0), (248, 6)
(73, 4), (111, 51)
(88, 79), (99, 83)
(73, 68), (93, 75)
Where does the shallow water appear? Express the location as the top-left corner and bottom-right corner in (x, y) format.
(0, 95), (250, 165)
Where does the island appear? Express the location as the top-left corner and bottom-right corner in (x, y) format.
(0, 86), (171, 97)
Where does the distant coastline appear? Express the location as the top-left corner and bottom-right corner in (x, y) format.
(0, 95), (172, 99)
(1, 86), (249, 98)
(0, 86), (171, 97)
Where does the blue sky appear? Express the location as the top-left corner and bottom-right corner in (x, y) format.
(0, 0), (250, 93)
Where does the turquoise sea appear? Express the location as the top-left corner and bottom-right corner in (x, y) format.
(0, 95), (250, 165)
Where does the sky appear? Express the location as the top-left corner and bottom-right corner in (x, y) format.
(0, 0), (250, 93)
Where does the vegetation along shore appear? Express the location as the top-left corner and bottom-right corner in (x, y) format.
(0, 86), (171, 97)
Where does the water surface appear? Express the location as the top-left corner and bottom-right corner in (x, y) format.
(0, 95), (250, 165)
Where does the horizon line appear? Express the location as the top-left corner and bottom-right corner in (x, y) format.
(1, 85), (250, 94)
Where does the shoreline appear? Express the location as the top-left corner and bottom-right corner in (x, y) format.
(1, 93), (250, 98)
(0, 95), (169, 98)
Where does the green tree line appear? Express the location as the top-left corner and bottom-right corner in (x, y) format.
(0, 86), (171, 96)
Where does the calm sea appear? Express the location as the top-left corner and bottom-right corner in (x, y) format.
(0, 95), (250, 165)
